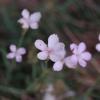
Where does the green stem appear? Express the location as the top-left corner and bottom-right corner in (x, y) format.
(32, 63), (37, 80)
(26, 61), (49, 91)
(0, 48), (12, 84)
(0, 85), (25, 97)
(18, 29), (27, 47)
(6, 60), (16, 83)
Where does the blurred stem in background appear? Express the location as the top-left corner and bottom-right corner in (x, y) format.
(26, 61), (50, 92)
(18, 29), (27, 47)
(0, 48), (13, 85)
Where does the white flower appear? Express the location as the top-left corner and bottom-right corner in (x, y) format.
(6, 44), (26, 62)
(18, 9), (41, 29)
(34, 34), (66, 62)
(70, 42), (92, 67)
(96, 34), (100, 52)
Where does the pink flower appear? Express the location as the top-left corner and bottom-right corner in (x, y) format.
(34, 34), (66, 62)
(18, 9), (41, 29)
(96, 34), (100, 52)
(70, 42), (92, 67)
(53, 56), (77, 71)
(6, 44), (26, 62)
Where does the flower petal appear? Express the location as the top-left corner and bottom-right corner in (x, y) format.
(49, 42), (66, 62)
(79, 59), (87, 67)
(70, 55), (78, 65)
(98, 34), (100, 41)
(30, 22), (38, 29)
(30, 12), (41, 22)
(78, 42), (86, 53)
(10, 44), (16, 52)
(70, 43), (77, 50)
(37, 51), (48, 60)
(18, 18), (29, 29)
(53, 42), (66, 57)
(53, 61), (63, 71)
(17, 48), (26, 55)
(16, 55), (22, 62)
(49, 53), (60, 62)
(6, 53), (15, 59)
(96, 43), (100, 52)
(34, 40), (47, 51)
(21, 9), (30, 19)
(54, 42), (65, 51)
(70, 43), (78, 54)
(48, 34), (59, 48)
(64, 56), (77, 69)
(81, 52), (92, 61)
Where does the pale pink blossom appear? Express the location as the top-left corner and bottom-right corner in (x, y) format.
(96, 34), (100, 52)
(70, 42), (92, 67)
(6, 44), (26, 62)
(18, 9), (41, 29)
(53, 56), (77, 71)
(34, 34), (66, 62)
(51, 42), (92, 71)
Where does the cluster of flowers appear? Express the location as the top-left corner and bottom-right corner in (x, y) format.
(34, 34), (92, 71)
(7, 9), (41, 62)
(6, 9), (100, 71)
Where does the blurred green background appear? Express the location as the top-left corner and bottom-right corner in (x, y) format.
(0, 0), (100, 100)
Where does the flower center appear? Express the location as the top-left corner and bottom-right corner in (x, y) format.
(46, 48), (53, 54)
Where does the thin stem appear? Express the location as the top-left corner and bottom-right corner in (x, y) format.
(26, 61), (49, 91)
(18, 29), (27, 47)
(0, 48), (12, 84)
(0, 85), (25, 97)
(32, 63), (37, 80)
(6, 60), (17, 84)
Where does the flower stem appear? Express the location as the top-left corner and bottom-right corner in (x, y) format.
(18, 29), (27, 47)
(0, 85), (25, 97)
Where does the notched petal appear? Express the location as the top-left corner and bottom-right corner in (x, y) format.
(78, 42), (86, 53)
(34, 40), (47, 51)
(48, 34), (59, 48)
